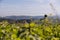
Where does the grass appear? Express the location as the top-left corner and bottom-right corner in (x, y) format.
(0, 18), (60, 40)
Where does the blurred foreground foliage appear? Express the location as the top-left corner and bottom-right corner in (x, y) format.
(0, 18), (60, 40)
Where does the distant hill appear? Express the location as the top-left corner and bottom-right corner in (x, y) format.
(0, 16), (44, 23)
(4, 16), (44, 20)
(0, 15), (60, 21)
(0, 15), (60, 23)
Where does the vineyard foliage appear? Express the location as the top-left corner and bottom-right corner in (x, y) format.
(0, 18), (60, 40)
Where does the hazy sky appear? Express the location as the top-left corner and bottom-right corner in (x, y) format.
(0, 0), (60, 16)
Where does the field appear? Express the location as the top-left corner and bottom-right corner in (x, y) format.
(0, 18), (60, 40)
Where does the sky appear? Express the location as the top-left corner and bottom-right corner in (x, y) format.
(0, 0), (60, 16)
